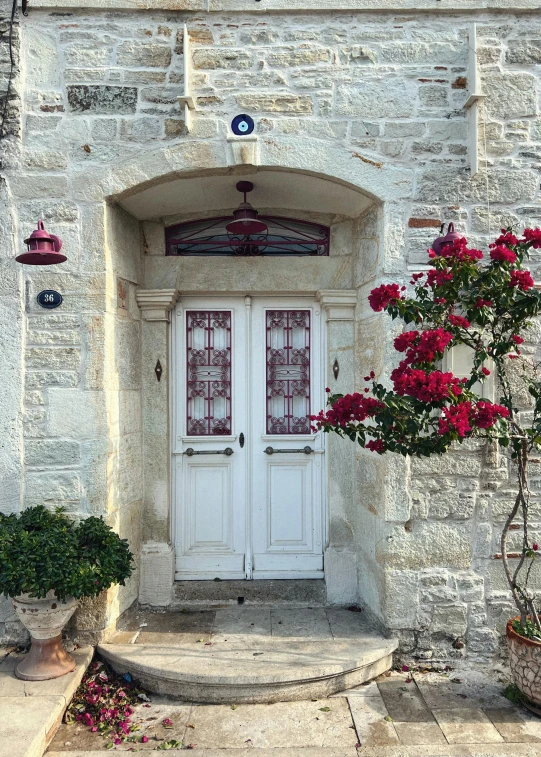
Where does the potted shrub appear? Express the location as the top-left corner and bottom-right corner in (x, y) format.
(312, 225), (541, 708)
(0, 505), (133, 681)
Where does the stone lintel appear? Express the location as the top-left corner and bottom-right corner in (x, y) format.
(317, 290), (357, 321)
(136, 289), (179, 322)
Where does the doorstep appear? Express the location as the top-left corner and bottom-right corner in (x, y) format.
(98, 607), (397, 703)
(0, 646), (93, 757)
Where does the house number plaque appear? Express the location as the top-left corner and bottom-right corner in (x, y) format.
(37, 290), (63, 309)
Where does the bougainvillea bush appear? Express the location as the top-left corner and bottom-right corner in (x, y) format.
(312, 227), (541, 637)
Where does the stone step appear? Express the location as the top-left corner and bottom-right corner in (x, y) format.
(98, 607), (396, 704)
(171, 579), (328, 608)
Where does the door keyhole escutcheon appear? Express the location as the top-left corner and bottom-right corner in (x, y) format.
(239, 432), (245, 449)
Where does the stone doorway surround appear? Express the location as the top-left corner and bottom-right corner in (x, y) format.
(94, 133), (413, 629)
(135, 287), (358, 607)
(6, 130), (414, 643)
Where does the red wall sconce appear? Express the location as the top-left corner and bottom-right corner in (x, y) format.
(16, 221), (66, 266)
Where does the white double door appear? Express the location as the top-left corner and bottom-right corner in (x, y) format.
(173, 296), (326, 580)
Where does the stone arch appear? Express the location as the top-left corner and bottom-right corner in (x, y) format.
(95, 136), (414, 207)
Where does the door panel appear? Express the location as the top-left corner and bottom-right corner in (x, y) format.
(174, 296), (325, 580)
(250, 299), (325, 579)
(174, 298), (247, 580)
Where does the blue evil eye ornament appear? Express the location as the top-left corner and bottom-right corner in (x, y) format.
(231, 114), (255, 136)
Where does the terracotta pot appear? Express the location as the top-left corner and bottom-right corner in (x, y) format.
(507, 618), (541, 708)
(11, 592), (78, 681)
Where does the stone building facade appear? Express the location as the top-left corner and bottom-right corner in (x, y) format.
(0, 0), (540, 660)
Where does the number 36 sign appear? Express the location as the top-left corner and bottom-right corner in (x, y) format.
(37, 290), (63, 309)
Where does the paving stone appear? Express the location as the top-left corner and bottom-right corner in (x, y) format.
(485, 706), (541, 742)
(377, 680), (435, 723)
(327, 609), (384, 640)
(270, 608), (332, 640)
(212, 608), (271, 643)
(1, 695), (66, 757)
(331, 680), (381, 697)
(431, 708), (504, 744)
(413, 670), (515, 710)
(393, 721), (447, 745)
(117, 608), (215, 645)
(49, 698), (193, 752)
(184, 699), (357, 748)
(348, 695), (400, 746)
(50, 751), (358, 757)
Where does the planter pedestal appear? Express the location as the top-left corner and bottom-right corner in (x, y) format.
(11, 593), (78, 681)
(15, 634), (76, 681)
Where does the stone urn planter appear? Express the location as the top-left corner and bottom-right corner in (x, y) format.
(1, 505), (133, 682)
(11, 592), (78, 680)
(507, 619), (541, 710)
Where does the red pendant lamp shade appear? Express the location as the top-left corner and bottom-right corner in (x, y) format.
(431, 222), (462, 256)
(225, 181), (268, 236)
(16, 220), (66, 266)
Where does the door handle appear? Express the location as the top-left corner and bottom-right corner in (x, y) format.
(184, 447), (234, 456)
(264, 446), (313, 455)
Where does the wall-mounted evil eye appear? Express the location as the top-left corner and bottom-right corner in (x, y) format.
(231, 114), (255, 136)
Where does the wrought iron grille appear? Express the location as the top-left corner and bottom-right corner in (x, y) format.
(266, 310), (311, 435)
(186, 311), (232, 436)
(166, 216), (329, 257)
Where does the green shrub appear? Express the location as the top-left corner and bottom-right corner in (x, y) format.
(0, 506), (133, 602)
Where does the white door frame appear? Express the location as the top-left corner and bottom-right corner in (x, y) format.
(171, 293), (328, 580)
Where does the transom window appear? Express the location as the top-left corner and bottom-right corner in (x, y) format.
(166, 216), (329, 257)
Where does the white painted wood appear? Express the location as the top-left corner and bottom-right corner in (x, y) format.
(173, 296), (326, 580)
(174, 297), (248, 579)
(250, 299), (325, 579)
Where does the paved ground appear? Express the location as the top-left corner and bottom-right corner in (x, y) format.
(48, 664), (541, 754)
(0, 646), (93, 757)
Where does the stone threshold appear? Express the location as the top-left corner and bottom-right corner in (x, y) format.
(0, 647), (93, 757)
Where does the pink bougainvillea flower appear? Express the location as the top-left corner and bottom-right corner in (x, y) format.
(510, 269), (534, 290)
(401, 664), (409, 672)
(490, 245), (517, 264)
(493, 230), (519, 247)
(163, 718), (173, 728)
(522, 228), (541, 248)
(368, 283), (403, 312)
(512, 335), (524, 344)
(448, 314), (470, 329)
(482, 367), (491, 376)
(533, 543), (539, 551)
(438, 402), (472, 437)
(141, 735), (149, 743)
(472, 401), (509, 429)
(366, 439), (386, 454)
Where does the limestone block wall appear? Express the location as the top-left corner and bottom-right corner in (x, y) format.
(0, 2), (539, 654)
(0, 0), (23, 642)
